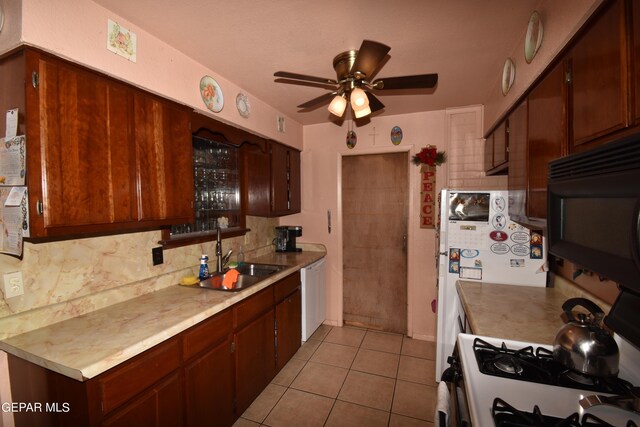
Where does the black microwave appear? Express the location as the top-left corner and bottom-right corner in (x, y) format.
(548, 134), (640, 349)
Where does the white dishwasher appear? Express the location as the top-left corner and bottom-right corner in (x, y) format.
(300, 258), (326, 341)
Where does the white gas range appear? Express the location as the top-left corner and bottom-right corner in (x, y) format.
(456, 333), (640, 426)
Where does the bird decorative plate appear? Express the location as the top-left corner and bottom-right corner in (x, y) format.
(200, 76), (224, 113)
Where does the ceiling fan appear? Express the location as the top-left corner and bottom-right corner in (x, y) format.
(274, 40), (438, 119)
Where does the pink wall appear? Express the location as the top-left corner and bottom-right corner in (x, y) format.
(12, 0), (302, 149)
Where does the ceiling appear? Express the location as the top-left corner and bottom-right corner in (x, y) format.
(93, 0), (540, 126)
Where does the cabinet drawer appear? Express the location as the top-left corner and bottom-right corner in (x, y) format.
(234, 287), (274, 329)
(182, 309), (233, 360)
(274, 272), (301, 302)
(99, 338), (180, 414)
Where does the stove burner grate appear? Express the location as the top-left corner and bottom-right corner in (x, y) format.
(474, 338), (635, 394)
(492, 398), (638, 427)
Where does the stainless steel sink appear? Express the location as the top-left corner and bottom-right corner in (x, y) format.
(198, 263), (288, 292)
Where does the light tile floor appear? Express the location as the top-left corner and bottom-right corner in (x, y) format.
(235, 325), (437, 427)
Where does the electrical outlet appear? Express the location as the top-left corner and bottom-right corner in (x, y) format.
(152, 246), (164, 266)
(2, 272), (24, 298)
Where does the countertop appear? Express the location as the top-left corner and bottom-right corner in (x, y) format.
(0, 249), (325, 382)
(456, 280), (569, 345)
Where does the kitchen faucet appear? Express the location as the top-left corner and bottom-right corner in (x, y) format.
(216, 226), (233, 273)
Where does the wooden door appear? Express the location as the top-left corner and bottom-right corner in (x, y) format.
(528, 61), (566, 219)
(234, 310), (276, 414)
(184, 338), (235, 427)
(28, 52), (135, 233)
(570, 0), (627, 150)
(275, 288), (302, 371)
(134, 92), (194, 223)
(342, 152), (408, 333)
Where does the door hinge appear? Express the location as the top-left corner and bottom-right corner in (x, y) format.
(230, 341), (235, 353)
(32, 71), (39, 89)
(565, 70), (572, 85)
(36, 200), (44, 216)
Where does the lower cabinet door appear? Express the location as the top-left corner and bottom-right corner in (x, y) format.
(184, 337), (235, 427)
(234, 310), (276, 414)
(276, 289), (302, 371)
(102, 372), (182, 427)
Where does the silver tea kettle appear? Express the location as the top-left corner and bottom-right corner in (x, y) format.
(553, 297), (619, 377)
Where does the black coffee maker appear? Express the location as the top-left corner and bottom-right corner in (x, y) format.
(275, 226), (302, 252)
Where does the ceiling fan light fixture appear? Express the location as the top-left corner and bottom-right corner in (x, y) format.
(354, 104), (371, 119)
(350, 87), (369, 109)
(328, 94), (347, 117)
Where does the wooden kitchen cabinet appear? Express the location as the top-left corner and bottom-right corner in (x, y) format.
(244, 140), (301, 217)
(274, 272), (301, 371)
(233, 287), (276, 414)
(568, 0), (629, 151)
(0, 47), (194, 239)
(632, 0), (640, 126)
(527, 61), (566, 219)
(133, 92), (194, 223)
(102, 372), (182, 427)
(270, 142), (301, 215)
(183, 309), (234, 427)
(25, 49), (137, 236)
(507, 99), (528, 221)
(8, 271), (305, 427)
(484, 120), (508, 175)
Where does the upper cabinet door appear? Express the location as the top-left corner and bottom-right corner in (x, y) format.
(527, 61), (566, 219)
(28, 52), (136, 233)
(134, 92), (194, 223)
(570, 0), (628, 150)
(270, 142), (290, 214)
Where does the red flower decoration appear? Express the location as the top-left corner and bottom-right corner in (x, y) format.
(412, 146), (446, 167)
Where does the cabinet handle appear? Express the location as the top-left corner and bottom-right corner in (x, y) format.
(32, 71), (39, 89)
(36, 200), (44, 216)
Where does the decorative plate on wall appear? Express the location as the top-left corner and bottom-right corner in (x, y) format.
(390, 126), (403, 145)
(501, 58), (515, 96)
(236, 93), (251, 118)
(346, 130), (357, 149)
(524, 11), (544, 64)
(199, 76), (224, 113)
(0, 4), (5, 33)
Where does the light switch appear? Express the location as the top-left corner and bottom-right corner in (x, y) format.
(2, 272), (24, 298)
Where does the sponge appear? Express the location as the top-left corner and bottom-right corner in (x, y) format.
(222, 269), (240, 289)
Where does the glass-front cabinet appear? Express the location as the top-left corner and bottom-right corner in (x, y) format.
(163, 132), (243, 245)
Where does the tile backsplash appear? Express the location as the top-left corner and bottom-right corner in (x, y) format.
(0, 216), (278, 339)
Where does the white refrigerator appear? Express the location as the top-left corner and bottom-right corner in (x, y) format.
(435, 189), (548, 380)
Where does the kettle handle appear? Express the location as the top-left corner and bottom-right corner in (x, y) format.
(562, 297), (604, 323)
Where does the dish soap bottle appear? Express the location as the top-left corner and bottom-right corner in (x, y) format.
(237, 246), (245, 266)
(198, 255), (210, 280)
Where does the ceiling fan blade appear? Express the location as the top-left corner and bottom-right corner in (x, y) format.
(297, 92), (336, 109)
(366, 91), (385, 113)
(274, 78), (338, 90)
(373, 73), (438, 90)
(350, 40), (391, 79)
(274, 71), (338, 85)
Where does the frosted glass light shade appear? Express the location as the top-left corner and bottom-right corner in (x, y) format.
(328, 95), (347, 117)
(350, 87), (369, 109)
(354, 105), (371, 119)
